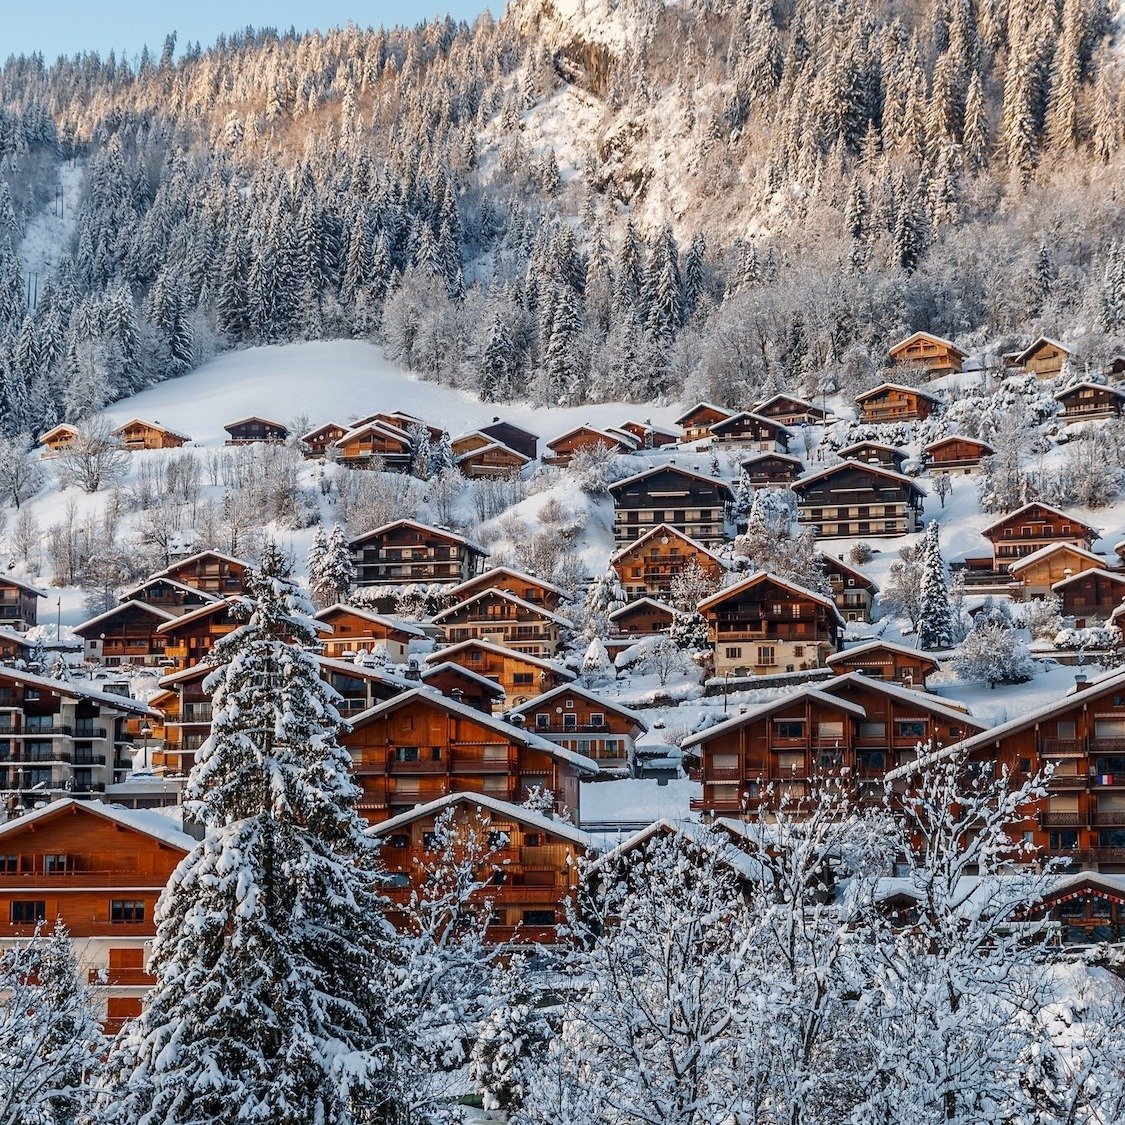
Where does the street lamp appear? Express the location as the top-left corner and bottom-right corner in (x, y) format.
(140, 724), (153, 771)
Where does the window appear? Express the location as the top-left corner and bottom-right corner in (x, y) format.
(563, 714), (577, 730)
(725, 647), (742, 660)
(10, 900), (45, 924)
(525, 833), (542, 847)
(590, 712), (605, 726)
(775, 720), (805, 739)
(565, 699), (575, 709)
(522, 910), (555, 927)
(110, 900), (145, 924)
(772, 604), (783, 615)
(756, 646), (775, 666)
(388, 834), (409, 849)
(422, 832), (436, 850)
(513, 673), (534, 686)
(535, 713), (550, 729)
(895, 720), (927, 739)
(790, 604), (801, 618)
(43, 854), (69, 873)
(487, 830), (508, 850)
(394, 747), (419, 762)
(0, 855), (17, 873)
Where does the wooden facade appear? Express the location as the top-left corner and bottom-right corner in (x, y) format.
(432, 589), (567, 658)
(610, 523), (725, 599)
(616, 419), (679, 449)
(1055, 382), (1125, 424)
(510, 684), (648, 768)
(544, 425), (638, 465)
(924, 435), (994, 473)
(111, 419), (189, 451)
(455, 441), (530, 478)
(1015, 337), (1070, 379)
(822, 555), (879, 623)
(117, 577), (218, 616)
(752, 394), (827, 426)
(606, 598), (675, 657)
(223, 416), (289, 444)
(349, 520), (487, 588)
(698, 572), (843, 676)
(0, 576), (46, 631)
(738, 452), (803, 488)
(155, 550), (249, 597)
(479, 419), (539, 461)
(38, 423), (80, 457)
(610, 466), (733, 546)
(855, 383), (940, 423)
(155, 599), (241, 671)
(419, 662), (506, 714)
(341, 688), (597, 823)
(793, 462), (926, 538)
(0, 670), (160, 807)
(299, 422), (348, 458)
(675, 402), (734, 442)
(1008, 542), (1109, 598)
(74, 601), (177, 666)
(981, 502), (1098, 568)
(837, 441), (908, 472)
(0, 799), (192, 1032)
(425, 640), (575, 707)
(334, 421), (413, 470)
(707, 411), (792, 451)
(685, 674), (983, 815)
(1052, 569), (1125, 626)
(887, 331), (966, 375)
(315, 605), (424, 664)
(447, 567), (570, 613)
(825, 640), (940, 688)
(369, 793), (592, 947)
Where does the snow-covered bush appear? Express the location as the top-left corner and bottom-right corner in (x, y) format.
(955, 621), (1036, 686)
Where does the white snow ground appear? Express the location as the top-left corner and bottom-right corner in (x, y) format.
(18, 160), (82, 293)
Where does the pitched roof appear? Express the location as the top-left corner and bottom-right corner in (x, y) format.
(348, 687), (599, 774)
(739, 452), (804, 468)
(588, 818), (764, 881)
(347, 519), (487, 555)
(1014, 336), (1070, 365)
(367, 791), (595, 848)
(708, 410), (792, 436)
(609, 464), (735, 497)
(821, 672), (983, 728)
(546, 424), (639, 451)
(432, 587), (571, 627)
(793, 460), (928, 497)
(923, 434), (995, 454)
(118, 576), (221, 604)
(696, 570), (844, 621)
(1051, 568), (1125, 592)
(1054, 381), (1125, 402)
(508, 682), (650, 732)
(112, 418), (191, 441)
(0, 798), (195, 851)
(855, 382), (941, 403)
(674, 401), (735, 425)
(224, 416), (289, 431)
(753, 393), (825, 415)
(425, 638), (576, 678)
(837, 440), (907, 458)
(38, 423), (79, 444)
(299, 422), (347, 442)
(608, 522), (726, 566)
(681, 686), (866, 749)
(455, 440), (530, 466)
(0, 575), (49, 599)
(419, 661), (508, 697)
(155, 549), (249, 576)
(825, 639), (938, 671)
(608, 597), (676, 623)
(1007, 541), (1108, 575)
(336, 418), (414, 446)
(154, 596), (244, 634)
(979, 502), (1098, 539)
(315, 603), (427, 638)
(0, 666), (161, 718)
(448, 566), (570, 602)
(73, 600), (178, 636)
(888, 330), (966, 357)
(820, 553), (879, 592)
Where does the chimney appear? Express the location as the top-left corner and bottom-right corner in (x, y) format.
(1075, 673), (1088, 688)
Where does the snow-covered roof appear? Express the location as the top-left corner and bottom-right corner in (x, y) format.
(979, 502), (1098, 538)
(588, 818), (765, 881)
(739, 451), (805, 467)
(822, 672), (985, 729)
(347, 519), (487, 555)
(507, 682), (650, 732)
(348, 688), (599, 774)
(709, 410), (793, 436)
(608, 596), (676, 622)
(888, 330), (966, 357)
(608, 522), (725, 565)
(546, 423), (640, 451)
(155, 549), (248, 576)
(793, 460), (928, 496)
(118, 576), (221, 604)
(419, 661), (507, 697)
(1051, 568), (1125, 592)
(752, 393), (824, 414)
(674, 401), (734, 425)
(316, 654), (417, 691)
(0, 666), (162, 717)
(855, 382), (941, 403)
(609, 463), (735, 497)
(367, 791), (595, 849)
(74, 599), (178, 636)
(224, 415), (289, 431)
(315, 603), (427, 638)
(38, 423), (79, 443)
(1054, 381), (1125, 401)
(619, 418), (681, 437)
(112, 417), (191, 441)
(454, 440), (530, 466)
(696, 570), (844, 622)
(0, 627), (34, 649)
(681, 686), (866, 749)
(299, 421), (346, 442)
(425, 638), (576, 678)
(826, 639), (939, 670)
(0, 797), (195, 851)
(837, 439), (906, 457)
(431, 587), (571, 627)
(0, 575), (49, 598)
(923, 434), (995, 453)
(819, 553), (879, 591)
(1014, 337), (1070, 364)
(336, 418), (414, 446)
(1007, 541), (1108, 574)
(154, 597), (244, 634)
(448, 565), (570, 602)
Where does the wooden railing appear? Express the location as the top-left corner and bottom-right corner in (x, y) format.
(88, 967), (155, 986)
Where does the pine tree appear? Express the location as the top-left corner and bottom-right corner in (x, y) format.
(306, 524), (328, 602)
(309, 523), (356, 608)
(918, 520), (955, 650)
(100, 544), (405, 1125)
(963, 72), (990, 173)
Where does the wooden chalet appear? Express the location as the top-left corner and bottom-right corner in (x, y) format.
(675, 402), (735, 442)
(299, 422), (348, 458)
(793, 462), (926, 538)
(1029, 873), (1125, 945)
(1110, 356), (1125, 378)
(1055, 382), (1125, 424)
(223, 416), (289, 444)
(432, 589), (569, 658)
(424, 640), (575, 706)
(951, 667), (1125, 869)
(887, 331), (966, 375)
(419, 662), (507, 714)
(684, 674), (983, 815)
(924, 434), (994, 473)
(1015, 337), (1070, 380)
(38, 423), (80, 457)
(111, 419), (189, 451)
(0, 799), (193, 1032)
(0, 668), (161, 806)
(154, 598), (242, 671)
(707, 411), (791, 452)
(369, 792), (593, 946)
(609, 465), (734, 546)
(509, 683), (648, 769)
(609, 523), (725, 599)
(455, 440), (530, 478)
(606, 598), (675, 658)
(855, 383), (940, 424)
(0, 576), (47, 630)
(341, 688), (597, 823)
(616, 419), (679, 449)
(354, 411), (443, 445)
(738, 452), (803, 488)
(543, 425), (638, 466)
(837, 440), (908, 472)
(822, 555), (879, 623)
(826, 639), (940, 688)
(155, 550), (249, 597)
(349, 520), (487, 588)
(698, 572), (844, 676)
(117, 577), (219, 616)
(980, 503), (1098, 569)
(752, 394), (827, 426)
(479, 419), (538, 461)
(1008, 542), (1109, 598)
(447, 567), (570, 613)
(74, 601), (178, 666)
(0, 628), (36, 664)
(334, 420), (413, 470)
(314, 605), (425, 664)
(1052, 570), (1125, 627)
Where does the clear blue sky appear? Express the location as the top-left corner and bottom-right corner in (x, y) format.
(4, 2), (493, 63)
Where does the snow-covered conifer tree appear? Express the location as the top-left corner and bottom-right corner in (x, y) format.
(309, 523), (355, 608)
(918, 520), (955, 650)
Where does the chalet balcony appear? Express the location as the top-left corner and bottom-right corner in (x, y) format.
(1093, 812), (1125, 827)
(14, 723), (72, 737)
(1047, 775), (1087, 790)
(88, 967), (155, 987)
(690, 797), (743, 812)
(1039, 812), (1083, 827)
(1089, 771), (1125, 786)
(73, 753), (107, 766)
(450, 750), (513, 774)
(485, 924), (561, 946)
(1077, 848), (1125, 864)
(1040, 738), (1085, 756)
(387, 758), (447, 775)
(706, 767), (743, 782)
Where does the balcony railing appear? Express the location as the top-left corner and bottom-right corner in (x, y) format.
(484, 925), (561, 946)
(1040, 812), (1083, 827)
(88, 967), (155, 987)
(1093, 812), (1125, 827)
(387, 758), (447, 775)
(1040, 738), (1084, 755)
(706, 767), (742, 781)
(1048, 775), (1087, 789)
